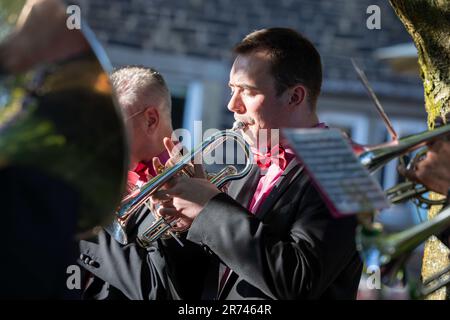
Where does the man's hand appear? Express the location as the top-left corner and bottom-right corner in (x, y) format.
(401, 139), (450, 195)
(150, 137), (220, 231)
(150, 164), (221, 230)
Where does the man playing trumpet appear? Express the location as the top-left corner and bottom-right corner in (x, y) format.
(151, 28), (363, 300)
(79, 66), (208, 300)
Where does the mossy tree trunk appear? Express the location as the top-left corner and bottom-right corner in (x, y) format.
(389, 0), (450, 300)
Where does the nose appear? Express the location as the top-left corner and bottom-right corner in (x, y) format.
(227, 91), (245, 114)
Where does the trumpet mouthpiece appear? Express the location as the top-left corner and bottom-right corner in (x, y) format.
(232, 121), (246, 131)
(232, 119), (254, 131)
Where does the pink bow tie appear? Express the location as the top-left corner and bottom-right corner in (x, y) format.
(253, 145), (287, 170)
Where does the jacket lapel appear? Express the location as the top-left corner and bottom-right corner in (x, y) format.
(256, 159), (303, 221)
(218, 159), (304, 300)
(227, 163), (261, 207)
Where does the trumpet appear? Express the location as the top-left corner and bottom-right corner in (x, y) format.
(358, 123), (450, 174)
(108, 121), (253, 245)
(356, 205), (450, 298)
(357, 205), (450, 267)
(385, 181), (446, 208)
(354, 123), (450, 208)
(384, 148), (447, 208)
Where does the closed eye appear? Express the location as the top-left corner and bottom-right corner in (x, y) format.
(242, 88), (256, 96)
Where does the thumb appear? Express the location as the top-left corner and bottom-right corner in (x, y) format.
(165, 137), (185, 159)
(163, 137), (178, 158)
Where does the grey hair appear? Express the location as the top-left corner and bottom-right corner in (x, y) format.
(110, 65), (171, 118)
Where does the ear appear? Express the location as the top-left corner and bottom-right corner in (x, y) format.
(288, 85), (306, 107)
(143, 106), (159, 135)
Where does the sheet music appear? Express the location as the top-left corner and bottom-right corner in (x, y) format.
(283, 128), (389, 217)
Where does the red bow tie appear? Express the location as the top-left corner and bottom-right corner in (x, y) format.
(133, 160), (155, 183)
(253, 145), (287, 170)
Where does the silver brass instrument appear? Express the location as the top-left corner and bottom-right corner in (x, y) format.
(358, 123), (450, 174)
(386, 180), (436, 206)
(384, 148), (447, 208)
(356, 205), (450, 298)
(385, 146), (425, 204)
(109, 121), (253, 245)
(354, 123), (450, 208)
(357, 205), (450, 267)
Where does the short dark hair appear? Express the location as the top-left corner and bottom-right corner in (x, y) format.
(234, 28), (322, 106)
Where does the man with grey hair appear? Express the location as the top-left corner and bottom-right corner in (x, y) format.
(79, 66), (208, 300)
(110, 66), (173, 177)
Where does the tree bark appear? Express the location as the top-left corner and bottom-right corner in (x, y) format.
(389, 0), (450, 300)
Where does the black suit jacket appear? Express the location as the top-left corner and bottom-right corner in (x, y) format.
(185, 160), (362, 299)
(78, 207), (209, 300)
